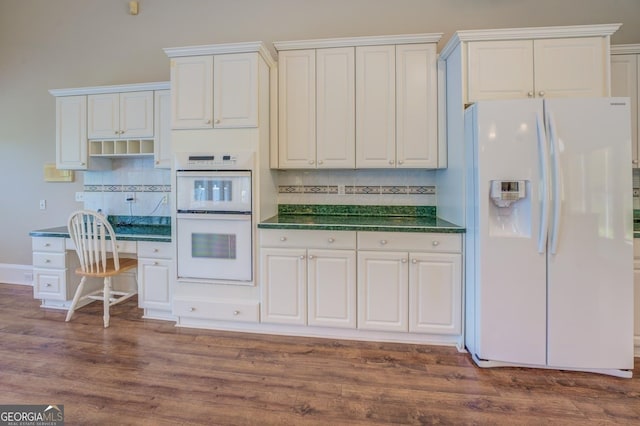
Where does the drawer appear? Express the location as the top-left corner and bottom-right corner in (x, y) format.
(33, 269), (66, 300)
(33, 252), (66, 269)
(66, 238), (137, 254)
(357, 231), (462, 253)
(260, 229), (356, 250)
(173, 298), (260, 323)
(32, 237), (65, 253)
(138, 241), (172, 259)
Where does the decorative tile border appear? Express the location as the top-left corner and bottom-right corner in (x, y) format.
(84, 184), (171, 193)
(278, 204), (437, 218)
(278, 185), (436, 195)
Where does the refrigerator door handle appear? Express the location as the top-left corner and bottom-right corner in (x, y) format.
(536, 112), (550, 254)
(548, 111), (562, 255)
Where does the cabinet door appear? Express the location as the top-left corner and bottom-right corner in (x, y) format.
(356, 45), (396, 168)
(396, 43), (438, 168)
(317, 47), (355, 168)
(260, 248), (307, 325)
(55, 96), (87, 170)
(308, 249), (356, 328)
(119, 91), (154, 138)
(88, 93), (119, 139)
(214, 53), (258, 128)
(634, 262), (640, 342)
(357, 251), (408, 331)
(154, 90), (172, 168)
(611, 54), (639, 167)
(467, 40), (534, 102)
(170, 56), (213, 129)
(138, 258), (171, 310)
(278, 50), (316, 168)
(409, 252), (461, 334)
(533, 37), (607, 98)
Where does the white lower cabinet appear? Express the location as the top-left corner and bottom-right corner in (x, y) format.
(137, 241), (173, 319)
(259, 229), (463, 339)
(260, 229), (357, 327)
(633, 240), (640, 355)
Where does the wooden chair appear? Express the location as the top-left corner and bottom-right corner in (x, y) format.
(65, 210), (138, 327)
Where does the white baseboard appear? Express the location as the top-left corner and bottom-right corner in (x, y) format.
(0, 263), (33, 286)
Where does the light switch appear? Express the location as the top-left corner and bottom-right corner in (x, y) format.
(39, 200), (46, 210)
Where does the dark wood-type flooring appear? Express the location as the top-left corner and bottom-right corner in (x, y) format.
(1, 283), (639, 425)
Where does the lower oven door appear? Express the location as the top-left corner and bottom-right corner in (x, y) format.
(176, 213), (252, 283)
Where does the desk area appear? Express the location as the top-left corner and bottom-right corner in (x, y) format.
(30, 216), (173, 320)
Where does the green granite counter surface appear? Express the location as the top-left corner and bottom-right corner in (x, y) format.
(258, 205), (464, 233)
(30, 216), (171, 242)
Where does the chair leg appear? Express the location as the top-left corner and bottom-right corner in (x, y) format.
(103, 277), (111, 328)
(66, 276), (87, 322)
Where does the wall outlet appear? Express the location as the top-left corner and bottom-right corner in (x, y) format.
(161, 195), (168, 204)
(75, 191), (84, 202)
(125, 193), (135, 203)
(39, 199), (46, 210)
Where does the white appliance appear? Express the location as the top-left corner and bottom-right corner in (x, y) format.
(175, 152), (254, 284)
(464, 97), (634, 378)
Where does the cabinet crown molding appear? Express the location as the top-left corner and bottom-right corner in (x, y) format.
(440, 23), (621, 59)
(163, 41), (276, 68)
(274, 33), (443, 51)
(49, 81), (169, 97)
(611, 44), (640, 55)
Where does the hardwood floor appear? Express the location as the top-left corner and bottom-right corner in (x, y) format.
(1, 283), (638, 425)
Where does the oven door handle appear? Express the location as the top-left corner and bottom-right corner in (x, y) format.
(176, 213), (251, 221)
(176, 170), (251, 178)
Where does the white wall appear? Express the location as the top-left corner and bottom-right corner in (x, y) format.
(1, 0), (639, 266)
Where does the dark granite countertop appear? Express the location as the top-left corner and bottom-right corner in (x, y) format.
(258, 205), (464, 233)
(30, 216), (171, 242)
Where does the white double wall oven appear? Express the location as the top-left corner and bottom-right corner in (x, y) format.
(175, 152), (255, 284)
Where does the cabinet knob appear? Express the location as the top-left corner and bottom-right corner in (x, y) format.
(318, 160), (323, 165)
(398, 160), (404, 165)
(327, 238), (335, 243)
(299, 255), (305, 260)
(527, 91), (534, 98)
(114, 130), (119, 135)
(45, 259), (51, 263)
(153, 261), (158, 266)
(412, 259), (417, 264)
(153, 248), (159, 252)
(215, 119), (221, 124)
(380, 240), (387, 245)
(401, 258), (407, 263)
(388, 160), (394, 165)
(81, 162), (86, 165)
(280, 236), (287, 242)
(44, 243), (50, 247)
(45, 283), (52, 287)
(308, 160), (314, 165)
(538, 91), (545, 97)
(308, 255), (314, 260)
(156, 161), (160, 165)
(206, 119), (212, 124)
(233, 310), (240, 316)
(633, 160), (639, 165)
(432, 240), (440, 246)
(189, 307), (195, 312)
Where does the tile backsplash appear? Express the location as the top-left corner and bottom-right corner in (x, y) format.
(276, 169), (437, 206)
(83, 158), (171, 217)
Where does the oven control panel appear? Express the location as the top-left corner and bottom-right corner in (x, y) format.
(175, 152), (254, 170)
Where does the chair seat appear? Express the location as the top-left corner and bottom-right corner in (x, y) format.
(75, 257), (138, 277)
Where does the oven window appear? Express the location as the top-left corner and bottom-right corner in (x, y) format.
(194, 179), (233, 202)
(192, 233), (237, 259)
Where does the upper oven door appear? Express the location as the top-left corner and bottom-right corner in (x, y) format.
(176, 171), (251, 213)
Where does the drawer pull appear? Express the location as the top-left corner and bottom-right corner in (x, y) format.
(432, 241), (440, 246)
(328, 238), (335, 243)
(401, 258), (407, 263)
(45, 259), (51, 263)
(233, 310), (240, 316)
(189, 307), (195, 312)
(153, 261), (158, 266)
(280, 237), (287, 242)
(44, 243), (50, 247)
(380, 240), (387, 245)
(153, 248), (159, 253)
(45, 283), (52, 287)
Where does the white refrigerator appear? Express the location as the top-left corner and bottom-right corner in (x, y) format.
(464, 97), (635, 378)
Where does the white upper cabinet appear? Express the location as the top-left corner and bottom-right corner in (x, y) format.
(278, 49), (317, 168)
(611, 45), (640, 167)
(214, 53), (259, 128)
(88, 91), (154, 139)
(55, 95), (87, 170)
(274, 33), (442, 169)
(440, 24), (620, 105)
(317, 47), (356, 168)
(356, 45), (396, 168)
(154, 90), (172, 168)
(165, 43), (275, 130)
(170, 56), (214, 129)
